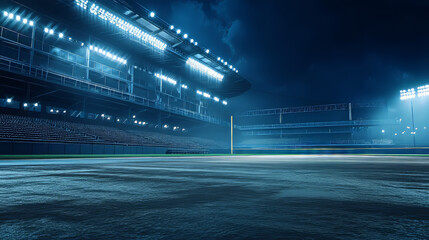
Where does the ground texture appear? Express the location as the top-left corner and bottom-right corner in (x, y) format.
(0, 155), (428, 239)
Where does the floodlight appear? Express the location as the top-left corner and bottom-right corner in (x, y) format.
(222, 100), (227, 105)
(6, 98), (12, 103)
(190, 39), (194, 43)
(29, 21), (34, 26)
(181, 84), (188, 89)
(50, 109), (54, 112)
(68, 37), (72, 41)
(3, 11), (7, 17)
(8, 13), (13, 19)
(49, 29), (54, 35)
(154, 73), (177, 85)
(44, 28), (49, 33)
(23, 103), (28, 107)
(133, 115), (136, 118)
(183, 34), (188, 39)
(58, 33), (64, 38)
(134, 120), (138, 124)
(203, 92), (211, 98)
(170, 25), (174, 30)
(56, 110), (59, 113)
(217, 57), (220, 61)
(417, 84), (429, 97)
(81, 2), (166, 50)
(34, 103), (38, 107)
(213, 97), (219, 102)
(176, 29), (181, 34)
(196, 90), (203, 95)
(23, 18), (28, 24)
(15, 15), (20, 21)
(63, 110), (67, 113)
(229, 65), (233, 69)
(186, 58), (224, 81)
(400, 88), (415, 100)
(381, 129), (385, 133)
(194, 42), (198, 46)
(205, 49), (210, 54)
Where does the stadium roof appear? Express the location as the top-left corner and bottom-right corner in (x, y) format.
(9, 0), (251, 98)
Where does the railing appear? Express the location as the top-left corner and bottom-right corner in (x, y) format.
(237, 120), (399, 131)
(0, 55), (226, 125)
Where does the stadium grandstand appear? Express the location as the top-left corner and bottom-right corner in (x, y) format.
(0, 0), (250, 154)
(233, 102), (429, 152)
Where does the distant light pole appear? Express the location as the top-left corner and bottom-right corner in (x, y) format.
(400, 88), (416, 147)
(400, 85), (429, 147)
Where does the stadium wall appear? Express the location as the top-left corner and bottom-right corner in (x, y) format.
(0, 141), (207, 155)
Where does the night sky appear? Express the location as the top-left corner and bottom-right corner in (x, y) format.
(136, 0), (429, 111)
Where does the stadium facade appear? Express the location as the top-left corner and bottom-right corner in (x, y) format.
(0, 0), (250, 154)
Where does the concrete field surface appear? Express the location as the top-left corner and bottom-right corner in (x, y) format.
(0, 155), (428, 239)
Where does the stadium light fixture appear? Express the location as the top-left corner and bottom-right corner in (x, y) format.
(75, 1), (167, 50)
(133, 115), (136, 118)
(181, 84), (188, 89)
(194, 42), (198, 46)
(190, 39), (194, 43)
(58, 33), (64, 38)
(134, 120), (138, 124)
(3, 11), (35, 26)
(183, 34), (188, 39)
(417, 84), (429, 97)
(50, 109), (54, 112)
(23, 103), (28, 107)
(381, 129), (385, 133)
(170, 25), (174, 30)
(149, 12), (155, 18)
(400, 88), (415, 100)
(34, 103), (38, 107)
(163, 124), (169, 128)
(49, 29), (54, 35)
(6, 98), (12, 103)
(154, 73), (177, 85)
(203, 92), (211, 98)
(63, 110), (67, 113)
(176, 29), (181, 34)
(107, 117), (111, 120)
(217, 57), (221, 61)
(186, 58), (224, 81)
(213, 97), (219, 102)
(222, 100), (227, 105)
(196, 90), (203, 95)
(205, 49), (210, 54)
(89, 44), (127, 64)
(44, 28), (49, 33)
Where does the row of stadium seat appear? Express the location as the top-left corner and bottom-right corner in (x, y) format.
(0, 114), (225, 149)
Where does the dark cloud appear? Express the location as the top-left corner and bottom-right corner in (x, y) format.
(136, 0), (429, 111)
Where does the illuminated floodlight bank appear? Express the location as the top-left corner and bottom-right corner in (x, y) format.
(89, 44), (127, 64)
(417, 85), (429, 97)
(181, 84), (188, 89)
(213, 97), (219, 102)
(154, 73), (177, 85)
(203, 92), (211, 98)
(186, 58), (224, 81)
(2, 11), (35, 26)
(75, 0), (167, 50)
(222, 100), (227, 105)
(400, 89), (415, 100)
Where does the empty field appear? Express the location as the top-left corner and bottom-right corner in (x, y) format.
(0, 155), (428, 239)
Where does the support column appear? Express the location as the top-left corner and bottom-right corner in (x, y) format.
(231, 115), (233, 155)
(348, 103), (352, 121)
(129, 65), (134, 94)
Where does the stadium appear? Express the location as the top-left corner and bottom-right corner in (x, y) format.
(0, 0), (428, 239)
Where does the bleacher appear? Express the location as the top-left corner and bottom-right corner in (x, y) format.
(0, 113), (223, 150)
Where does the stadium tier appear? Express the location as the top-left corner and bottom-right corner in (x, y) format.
(234, 103), (408, 149)
(0, 0), (249, 154)
(0, 0), (250, 124)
